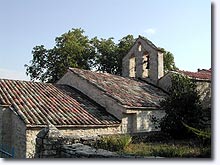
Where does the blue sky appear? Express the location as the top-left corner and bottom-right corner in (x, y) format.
(0, 0), (211, 80)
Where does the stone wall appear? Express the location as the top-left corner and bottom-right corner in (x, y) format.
(158, 72), (173, 92)
(11, 111), (27, 158)
(26, 129), (41, 158)
(121, 110), (165, 133)
(24, 125), (121, 158)
(0, 107), (27, 158)
(136, 110), (165, 132)
(196, 81), (211, 109)
(35, 124), (161, 158)
(122, 37), (164, 85)
(0, 106), (3, 145)
(35, 124), (119, 158)
(60, 143), (119, 158)
(1, 107), (12, 148)
(58, 126), (120, 137)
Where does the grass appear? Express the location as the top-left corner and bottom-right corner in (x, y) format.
(96, 134), (132, 152)
(95, 134), (211, 158)
(122, 142), (211, 158)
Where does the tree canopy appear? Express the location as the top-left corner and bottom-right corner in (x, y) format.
(25, 28), (95, 82)
(91, 35), (135, 75)
(25, 28), (177, 82)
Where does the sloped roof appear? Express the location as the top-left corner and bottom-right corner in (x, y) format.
(69, 68), (167, 109)
(198, 68), (211, 73)
(177, 69), (211, 81)
(0, 79), (120, 127)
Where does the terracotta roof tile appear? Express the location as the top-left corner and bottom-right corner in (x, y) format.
(69, 68), (167, 108)
(0, 79), (120, 126)
(177, 70), (211, 80)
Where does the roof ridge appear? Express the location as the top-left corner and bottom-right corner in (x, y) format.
(0, 78), (53, 85)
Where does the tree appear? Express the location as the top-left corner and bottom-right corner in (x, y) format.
(159, 74), (203, 139)
(25, 27), (177, 82)
(25, 28), (95, 82)
(91, 35), (135, 75)
(159, 48), (178, 73)
(91, 37), (118, 74)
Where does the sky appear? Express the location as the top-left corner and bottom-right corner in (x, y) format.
(0, 0), (211, 81)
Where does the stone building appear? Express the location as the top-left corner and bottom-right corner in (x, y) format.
(122, 36), (211, 109)
(0, 68), (167, 157)
(158, 69), (211, 109)
(0, 36), (211, 158)
(0, 80), (121, 158)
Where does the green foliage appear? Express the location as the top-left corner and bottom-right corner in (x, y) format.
(91, 35), (135, 75)
(159, 48), (178, 73)
(182, 122), (211, 146)
(182, 122), (211, 139)
(97, 135), (132, 152)
(91, 37), (118, 74)
(159, 74), (203, 138)
(25, 28), (95, 82)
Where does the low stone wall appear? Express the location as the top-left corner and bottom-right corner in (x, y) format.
(34, 124), (119, 158)
(60, 143), (118, 158)
(35, 124), (64, 158)
(34, 124), (157, 158)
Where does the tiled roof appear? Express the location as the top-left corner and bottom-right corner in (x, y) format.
(0, 79), (120, 127)
(69, 68), (167, 108)
(198, 68), (211, 73)
(177, 70), (211, 80)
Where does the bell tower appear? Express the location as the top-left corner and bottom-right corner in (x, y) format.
(122, 36), (164, 85)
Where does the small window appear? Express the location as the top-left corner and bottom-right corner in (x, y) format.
(129, 55), (136, 78)
(142, 52), (149, 78)
(138, 42), (142, 52)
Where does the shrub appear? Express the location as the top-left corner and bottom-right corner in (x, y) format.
(159, 74), (204, 139)
(182, 122), (211, 146)
(96, 134), (132, 152)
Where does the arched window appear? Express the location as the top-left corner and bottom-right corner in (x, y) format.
(142, 51), (149, 78)
(137, 42), (142, 52)
(129, 54), (136, 77)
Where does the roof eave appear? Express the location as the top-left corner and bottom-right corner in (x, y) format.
(26, 123), (121, 129)
(123, 105), (161, 110)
